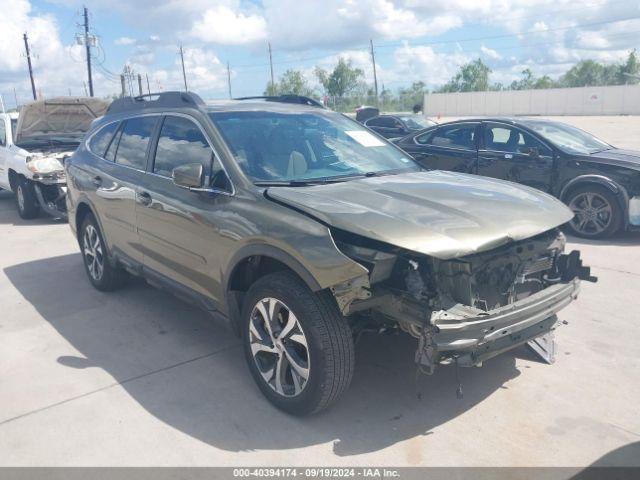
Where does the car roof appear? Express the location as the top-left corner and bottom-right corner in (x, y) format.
(205, 99), (328, 114)
(435, 117), (561, 126)
(106, 92), (327, 117)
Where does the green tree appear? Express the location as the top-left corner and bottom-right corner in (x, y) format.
(510, 68), (535, 90)
(264, 69), (315, 97)
(559, 60), (608, 87)
(398, 81), (427, 109)
(619, 49), (640, 84)
(437, 58), (492, 93)
(533, 75), (556, 89)
(314, 58), (364, 100)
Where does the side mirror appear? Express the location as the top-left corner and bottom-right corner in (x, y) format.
(172, 163), (204, 189)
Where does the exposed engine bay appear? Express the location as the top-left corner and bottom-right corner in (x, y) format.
(331, 227), (596, 373)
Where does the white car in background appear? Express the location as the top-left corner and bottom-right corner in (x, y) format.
(0, 97), (109, 219)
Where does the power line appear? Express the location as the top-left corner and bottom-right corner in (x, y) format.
(230, 13), (639, 72)
(374, 16), (640, 49)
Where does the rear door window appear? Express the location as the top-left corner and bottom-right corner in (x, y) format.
(114, 116), (157, 170)
(431, 123), (478, 150)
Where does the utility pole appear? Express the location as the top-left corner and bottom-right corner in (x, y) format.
(120, 74), (126, 97)
(268, 42), (275, 94)
(370, 39), (379, 105)
(227, 61), (232, 99)
(137, 74), (143, 96)
(13, 87), (19, 109)
(83, 7), (94, 97)
(83, 82), (88, 96)
(146, 74), (151, 95)
(179, 45), (188, 92)
(23, 33), (37, 100)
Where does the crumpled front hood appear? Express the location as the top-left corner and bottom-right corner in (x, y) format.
(267, 171), (573, 259)
(16, 97), (109, 142)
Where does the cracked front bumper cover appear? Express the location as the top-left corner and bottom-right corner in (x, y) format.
(424, 278), (581, 368)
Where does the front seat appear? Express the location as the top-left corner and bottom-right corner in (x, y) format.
(286, 151), (308, 178)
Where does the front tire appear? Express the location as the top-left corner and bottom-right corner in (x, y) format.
(242, 272), (354, 416)
(565, 185), (622, 239)
(14, 178), (40, 219)
(80, 214), (128, 291)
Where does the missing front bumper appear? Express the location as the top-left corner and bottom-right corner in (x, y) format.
(416, 278), (581, 370)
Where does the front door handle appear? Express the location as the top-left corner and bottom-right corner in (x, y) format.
(91, 175), (102, 186)
(137, 191), (152, 206)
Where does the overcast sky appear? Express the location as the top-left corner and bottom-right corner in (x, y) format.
(1, 0), (639, 104)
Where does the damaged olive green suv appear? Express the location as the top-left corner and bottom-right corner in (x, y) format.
(66, 92), (595, 415)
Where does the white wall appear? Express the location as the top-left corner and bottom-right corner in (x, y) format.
(423, 85), (640, 116)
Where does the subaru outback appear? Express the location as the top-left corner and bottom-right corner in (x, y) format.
(65, 92), (595, 415)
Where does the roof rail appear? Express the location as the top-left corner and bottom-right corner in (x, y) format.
(235, 95), (325, 108)
(106, 91), (206, 115)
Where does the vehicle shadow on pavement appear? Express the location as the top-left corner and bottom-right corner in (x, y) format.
(5, 253), (523, 458)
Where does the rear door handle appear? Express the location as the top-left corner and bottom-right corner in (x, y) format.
(137, 191), (152, 206)
(91, 175), (102, 186)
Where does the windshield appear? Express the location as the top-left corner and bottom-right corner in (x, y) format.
(523, 121), (611, 155)
(209, 110), (419, 184)
(400, 116), (435, 130)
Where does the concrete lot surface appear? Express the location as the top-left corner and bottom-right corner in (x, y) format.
(0, 117), (639, 466)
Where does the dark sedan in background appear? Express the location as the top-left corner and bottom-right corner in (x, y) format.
(364, 114), (437, 139)
(395, 118), (640, 239)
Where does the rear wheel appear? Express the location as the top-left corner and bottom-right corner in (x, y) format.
(80, 214), (128, 291)
(14, 178), (40, 219)
(566, 185), (622, 239)
(242, 272), (354, 416)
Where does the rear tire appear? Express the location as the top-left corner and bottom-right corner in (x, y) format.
(14, 178), (40, 219)
(80, 213), (128, 291)
(242, 272), (354, 416)
(565, 185), (622, 239)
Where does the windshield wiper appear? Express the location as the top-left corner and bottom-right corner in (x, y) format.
(254, 178), (351, 187)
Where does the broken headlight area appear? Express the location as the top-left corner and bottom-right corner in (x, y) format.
(331, 228), (596, 373)
(26, 155), (67, 182)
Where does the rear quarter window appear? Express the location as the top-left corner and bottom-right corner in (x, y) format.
(89, 122), (119, 157)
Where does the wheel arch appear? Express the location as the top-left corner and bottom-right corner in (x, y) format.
(8, 169), (21, 191)
(560, 175), (629, 222)
(74, 199), (112, 253)
(223, 244), (324, 336)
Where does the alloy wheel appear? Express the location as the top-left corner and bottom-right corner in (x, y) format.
(248, 297), (310, 397)
(83, 224), (104, 281)
(569, 191), (613, 236)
